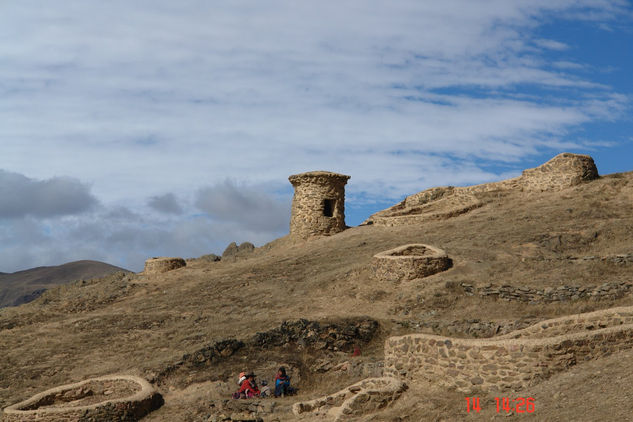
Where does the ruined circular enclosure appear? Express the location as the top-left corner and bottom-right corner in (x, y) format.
(2, 375), (161, 422)
(143, 257), (186, 274)
(371, 244), (452, 282)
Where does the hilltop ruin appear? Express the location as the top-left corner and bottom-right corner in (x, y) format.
(288, 171), (350, 239)
(365, 152), (599, 226)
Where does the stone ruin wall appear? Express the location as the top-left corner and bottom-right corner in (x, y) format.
(461, 280), (633, 303)
(366, 153), (599, 227)
(143, 257), (186, 275)
(1, 375), (160, 422)
(383, 306), (633, 392)
(520, 152), (599, 191)
(293, 377), (407, 421)
(289, 172), (350, 239)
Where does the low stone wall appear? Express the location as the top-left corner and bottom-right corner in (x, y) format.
(2, 375), (162, 422)
(531, 253), (633, 264)
(292, 377), (407, 421)
(143, 257), (186, 274)
(460, 281), (633, 303)
(495, 305), (633, 340)
(394, 318), (538, 339)
(367, 202), (483, 227)
(384, 306), (633, 392)
(371, 244), (452, 282)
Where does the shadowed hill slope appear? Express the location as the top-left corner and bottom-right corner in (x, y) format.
(0, 260), (130, 308)
(1, 166), (633, 421)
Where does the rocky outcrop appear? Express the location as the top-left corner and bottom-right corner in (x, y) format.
(195, 253), (222, 262)
(154, 318), (379, 383)
(251, 318), (378, 352)
(222, 242), (256, 261)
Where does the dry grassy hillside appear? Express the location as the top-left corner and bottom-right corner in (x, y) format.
(0, 260), (130, 308)
(1, 169), (633, 421)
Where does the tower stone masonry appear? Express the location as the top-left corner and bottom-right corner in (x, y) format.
(288, 171), (351, 238)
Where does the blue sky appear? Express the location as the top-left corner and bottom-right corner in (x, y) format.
(0, 1), (632, 272)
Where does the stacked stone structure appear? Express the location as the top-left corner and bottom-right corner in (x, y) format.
(288, 171), (350, 239)
(520, 152), (598, 190)
(384, 305), (633, 393)
(143, 257), (186, 274)
(463, 280), (633, 303)
(371, 244), (452, 282)
(2, 375), (161, 421)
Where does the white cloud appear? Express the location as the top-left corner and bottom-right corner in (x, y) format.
(534, 38), (569, 51)
(553, 61), (586, 69)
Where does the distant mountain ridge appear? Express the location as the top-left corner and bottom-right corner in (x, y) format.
(0, 260), (130, 308)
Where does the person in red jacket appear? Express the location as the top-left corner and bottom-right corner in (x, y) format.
(238, 373), (260, 398)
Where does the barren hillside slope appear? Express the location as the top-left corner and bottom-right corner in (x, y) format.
(1, 169), (633, 421)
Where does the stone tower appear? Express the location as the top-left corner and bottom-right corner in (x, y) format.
(288, 171), (351, 239)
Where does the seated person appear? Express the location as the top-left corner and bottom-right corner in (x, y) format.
(274, 366), (294, 397)
(237, 371), (247, 387)
(260, 380), (271, 398)
(239, 373), (260, 398)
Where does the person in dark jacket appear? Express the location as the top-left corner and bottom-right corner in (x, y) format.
(274, 367), (292, 397)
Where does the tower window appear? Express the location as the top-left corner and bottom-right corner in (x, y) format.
(323, 199), (335, 217)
